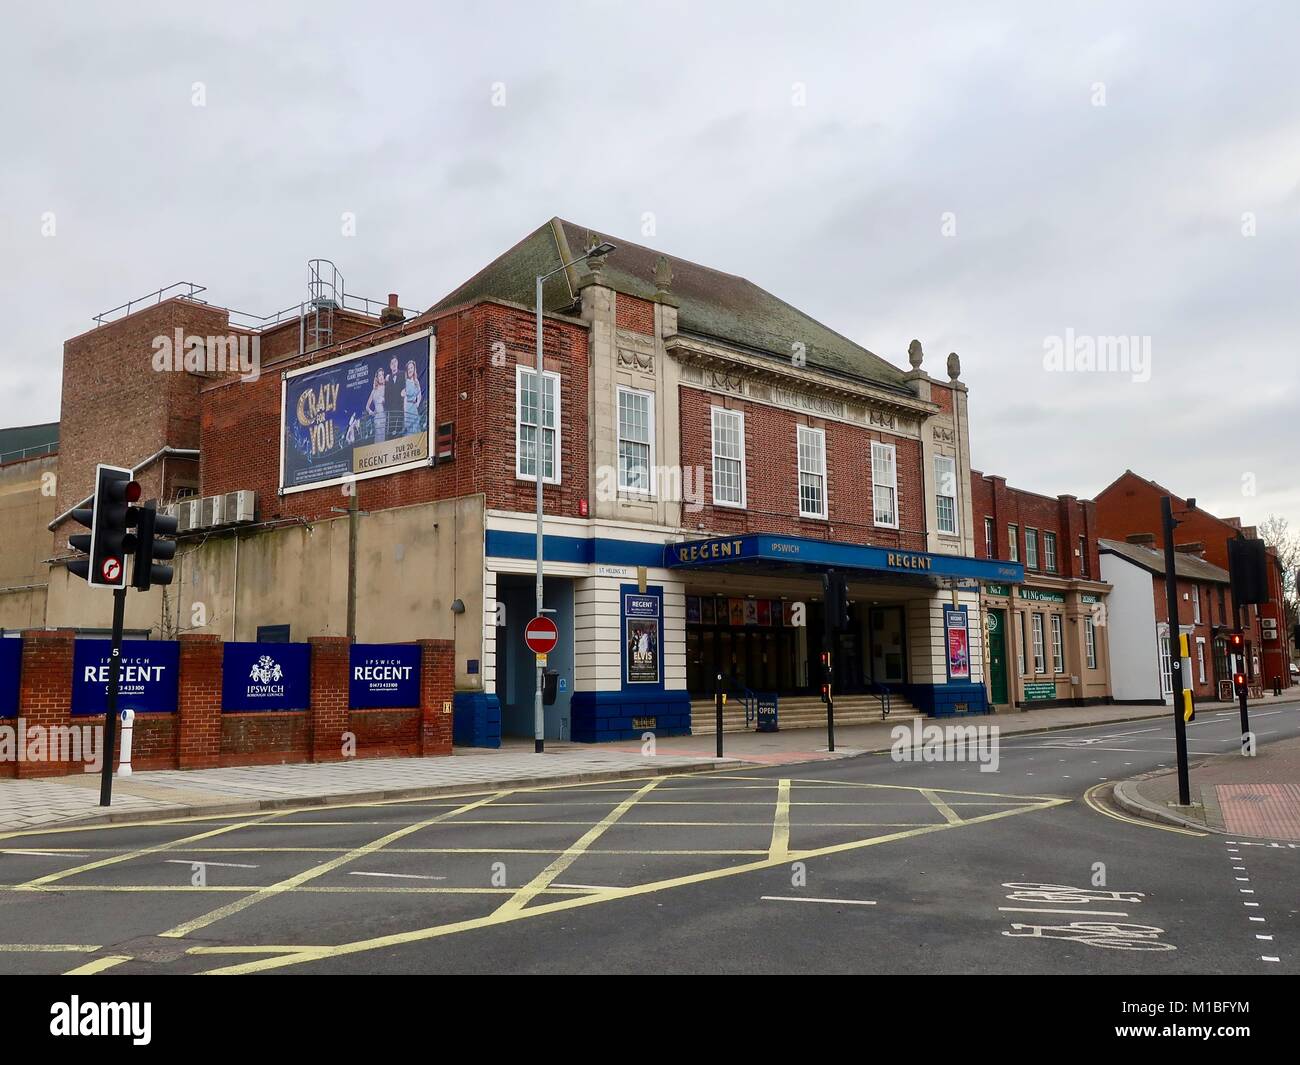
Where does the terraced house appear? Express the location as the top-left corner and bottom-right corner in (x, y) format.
(23, 218), (1022, 751)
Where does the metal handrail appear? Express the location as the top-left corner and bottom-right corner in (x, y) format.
(0, 441), (56, 464)
(93, 282), (208, 326)
(866, 680), (892, 719)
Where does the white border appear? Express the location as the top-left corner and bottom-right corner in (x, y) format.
(709, 405), (746, 508)
(796, 424), (827, 519)
(871, 440), (898, 529)
(278, 329), (435, 497)
(84, 462), (133, 589)
(616, 385), (656, 496)
(515, 365), (561, 486)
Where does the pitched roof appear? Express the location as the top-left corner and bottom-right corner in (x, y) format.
(1098, 537), (1230, 584)
(0, 421), (58, 463)
(432, 218), (911, 391)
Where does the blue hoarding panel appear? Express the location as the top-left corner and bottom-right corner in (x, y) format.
(0, 639), (19, 718)
(349, 644), (421, 708)
(222, 643), (311, 712)
(72, 640), (179, 716)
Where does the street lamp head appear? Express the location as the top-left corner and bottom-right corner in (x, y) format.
(587, 241), (616, 258)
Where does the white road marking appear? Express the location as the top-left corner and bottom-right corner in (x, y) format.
(1262, 956), (1280, 962)
(999, 907), (1130, 917)
(551, 883), (615, 891)
(2, 851), (88, 858)
(761, 895), (876, 906)
(1245, 902), (1260, 907)
(1256, 934), (1274, 940)
(1249, 917), (1266, 923)
(165, 860), (258, 869)
(1240, 888), (1255, 894)
(348, 871), (447, 881)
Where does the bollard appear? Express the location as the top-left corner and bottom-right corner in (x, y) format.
(118, 707), (135, 776)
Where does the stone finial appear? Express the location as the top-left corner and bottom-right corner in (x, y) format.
(946, 351), (962, 381)
(908, 339), (923, 369)
(654, 254), (673, 294)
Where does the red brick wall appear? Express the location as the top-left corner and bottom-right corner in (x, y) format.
(1149, 572), (1223, 699)
(1096, 471), (1289, 687)
(680, 385), (926, 547)
(221, 713), (309, 765)
(14, 630), (75, 777)
(616, 294), (656, 335)
(348, 709), (420, 759)
(972, 471), (1100, 578)
(199, 301), (590, 525)
(55, 298), (225, 548)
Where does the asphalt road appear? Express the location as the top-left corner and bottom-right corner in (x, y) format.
(1, 702), (1297, 975)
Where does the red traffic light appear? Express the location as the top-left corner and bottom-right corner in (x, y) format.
(125, 480), (142, 503)
(1229, 631), (1244, 648)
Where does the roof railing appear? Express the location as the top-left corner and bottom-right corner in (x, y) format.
(0, 441), (57, 464)
(92, 282), (208, 326)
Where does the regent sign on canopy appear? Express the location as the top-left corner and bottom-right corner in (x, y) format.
(280, 329), (434, 493)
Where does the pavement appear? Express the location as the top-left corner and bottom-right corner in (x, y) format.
(1116, 733), (1300, 839)
(0, 693), (1293, 834)
(0, 698), (1296, 974)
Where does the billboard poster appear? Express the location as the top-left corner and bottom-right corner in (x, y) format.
(222, 642), (311, 712)
(945, 607), (970, 681)
(72, 640), (180, 716)
(281, 330), (433, 494)
(624, 592), (661, 685)
(349, 644), (421, 708)
(0, 638), (19, 718)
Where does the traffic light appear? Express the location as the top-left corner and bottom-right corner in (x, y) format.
(821, 571), (850, 633)
(67, 464), (139, 588)
(130, 502), (178, 591)
(819, 650), (832, 702)
(1228, 630), (1247, 695)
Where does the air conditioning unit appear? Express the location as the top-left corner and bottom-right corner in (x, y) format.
(224, 490), (256, 524)
(199, 494), (225, 528)
(173, 499), (199, 532)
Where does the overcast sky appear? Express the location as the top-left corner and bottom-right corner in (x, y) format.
(2, 1), (1297, 535)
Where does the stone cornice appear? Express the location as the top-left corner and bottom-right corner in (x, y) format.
(665, 333), (938, 433)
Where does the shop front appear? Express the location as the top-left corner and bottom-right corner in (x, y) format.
(668, 533), (1022, 716)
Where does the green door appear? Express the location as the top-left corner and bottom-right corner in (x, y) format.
(987, 609), (1008, 704)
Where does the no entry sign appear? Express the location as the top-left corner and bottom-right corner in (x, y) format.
(524, 616), (559, 655)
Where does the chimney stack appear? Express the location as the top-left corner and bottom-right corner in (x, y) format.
(1125, 533), (1157, 546)
(380, 293), (404, 326)
(1174, 542), (1206, 557)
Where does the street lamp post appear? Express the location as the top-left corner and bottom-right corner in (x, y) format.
(533, 241), (615, 753)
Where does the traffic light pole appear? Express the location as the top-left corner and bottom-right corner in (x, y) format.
(826, 656), (835, 753)
(1234, 600), (1251, 739)
(98, 586), (126, 807)
(1160, 497), (1192, 807)
(714, 672), (724, 759)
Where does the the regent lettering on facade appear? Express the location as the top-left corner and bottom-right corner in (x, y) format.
(82, 664), (167, 684)
(675, 539), (745, 564)
(887, 552), (933, 570)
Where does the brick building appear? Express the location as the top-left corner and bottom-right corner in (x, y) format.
(1095, 471), (1291, 694)
(0, 422), (60, 634)
(28, 218), (1021, 746)
(970, 472), (1112, 708)
(1099, 535), (1231, 703)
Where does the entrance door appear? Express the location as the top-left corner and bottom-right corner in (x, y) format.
(987, 609), (1008, 704)
(869, 607), (906, 684)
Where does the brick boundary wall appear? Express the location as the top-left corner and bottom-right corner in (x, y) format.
(13, 630), (76, 778)
(1, 632), (456, 778)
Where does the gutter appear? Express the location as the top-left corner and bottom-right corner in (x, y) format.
(47, 446), (200, 530)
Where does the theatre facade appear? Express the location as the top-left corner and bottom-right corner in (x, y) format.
(33, 218), (1022, 747)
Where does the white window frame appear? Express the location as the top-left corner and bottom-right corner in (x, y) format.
(871, 441), (898, 528)
(1085, 617), (1097, 669)
(709, 406), (746, 508)
(1031, 613), (1046, 674)
(616, 385), (655, 495)
(1008, 524), (1020, 562)
(1192, 585), (1201, 625)
(1196, 637), (1207, 684)
(1025, 527), (1039, 570)
(1018, 612), (1029, 676)
(1043, 531), (1058, 573)
(934, 455), (958, 536)
(984, 517), (995, 559)
(1050, 613), (1064, 674)
(515, 366), (561, 485)
(797, 425), (828, 519)
(1159, 630), (1173, 694)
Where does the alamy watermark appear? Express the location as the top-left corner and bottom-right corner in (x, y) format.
(890, 719), (1000, 773)
(0, 718), (104, 771)
(152, 329), (260, 383)
(1043, 329), (1151, 383)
